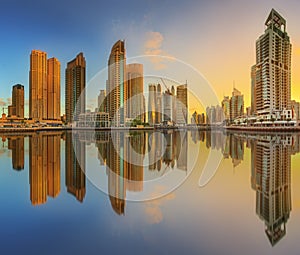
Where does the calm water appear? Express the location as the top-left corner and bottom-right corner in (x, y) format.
(0, 130), (300, 255)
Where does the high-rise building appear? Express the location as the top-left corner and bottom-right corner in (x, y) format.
(29, 50), (61, 121)
(98, 89), (107, 112)
(221, 96), (230, 120)
(163, 89), (173, 122)
(156, 84), (162, 124)
(252, 9), (292, 115)
(29, 50), (47, 120)
(176, 84), (188, 125)
(107, 40), (126, 126)
(65, 53), (86, 123)
(251, 65), (256, 115)
(148, 84), (156, 125)
(126, 63), (145, 122)
(8, 84), (24, 118)
(47, 58), (60, 120)
(230, 88), (244, 121)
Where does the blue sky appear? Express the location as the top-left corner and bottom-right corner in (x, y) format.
(1, 0), (300, 115)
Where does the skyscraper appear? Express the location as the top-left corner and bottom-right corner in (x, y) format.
(126, 63), (145, 122)
(65, 53), (86, 123)
(252, 9), (292, 116)
(107, 40), (126, 126)
(221, 96), (230, 121)
(230, 88), (244, 121)
(29, 50), (61, 121)
(176, 84), (188, 125)
(148, 84), (156, 125)
(8, 84), (24, 118)
(29, 50), (47, 121)
(98, 89), (107, 112)
(47, 58), (61, 120)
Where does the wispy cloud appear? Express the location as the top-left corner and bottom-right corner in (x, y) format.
(144, 31), (174, 70)
(0, 98), (11, 107)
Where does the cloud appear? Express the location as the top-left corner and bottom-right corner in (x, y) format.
(0, 98), (11, 107)
(144, 31), (174, 70)
(144, 185), (175, 224)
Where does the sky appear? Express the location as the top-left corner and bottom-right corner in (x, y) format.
(0, 0), (300, 116)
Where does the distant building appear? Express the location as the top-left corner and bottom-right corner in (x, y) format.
(98, 89), (107, 112)
(163, 89), (173, 122)
(156, 84), (162, 124)
(230, 88), (244, 121)
(252, 9), (292, 116)
(246, 107), (252, 117)
(221, 96), (230, 120)
(148, 84), (156, 125)
(291, 100), (300, 120)
(8, 84), (24, 119)
(251, 65), (256, 115)
(65, 53), (86, 123)
(176, 84), (188, 125)
(126, 63), (145, 122)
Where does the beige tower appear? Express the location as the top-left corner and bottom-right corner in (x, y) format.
(126, 63), (145, 122)
(47, 58), (61, 120)
(29, 50), (47, 121)
(252, 9), (292, 115)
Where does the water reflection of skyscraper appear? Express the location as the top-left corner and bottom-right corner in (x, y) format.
(29, 132), (61, 205)
(148, 130), (188, 172)
(8, 136), (24, 170)
(251, 135), (292, 246)
(194, 131), (295, 246)
(65, 132), (86, 203)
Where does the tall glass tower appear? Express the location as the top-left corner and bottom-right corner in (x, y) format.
(252, 9), (292, 116)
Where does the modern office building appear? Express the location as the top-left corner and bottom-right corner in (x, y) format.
(29, 50), (47, 120)
(47, 58), (61, 120)
(107, 40), (126, 126)
(29, 50), (61, 121)
(230, 88), (244, 121)
(148, 84), (157, 125)
(176, 84), (188, 125)
(156, 84), (162, 124)
(65, 53), (86, 123)
(251, 65), (257, 115)
(98, 89), (107, 112)
(221, 96), (230, 121)
(126, 63), (145, 122)
(8, 84), (24, 119)
(252, 9), (292, 116)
